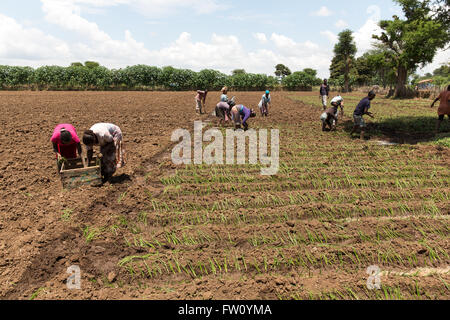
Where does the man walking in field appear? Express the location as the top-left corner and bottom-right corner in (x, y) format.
(195, 89), (208, 114)
(351, 91), (375, 140)
(430, 85), (450, 134)
(319, 79), (330, 110)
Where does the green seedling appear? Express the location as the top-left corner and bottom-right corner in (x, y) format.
(29, 287), (45, 300)
(61, 208), (73, 221)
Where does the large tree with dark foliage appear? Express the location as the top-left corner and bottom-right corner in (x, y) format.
(372, 0), (449, 97)
(274, 64), (292, 80)
(330, 29), (357, 92)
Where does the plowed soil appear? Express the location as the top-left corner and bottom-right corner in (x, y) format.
(0, 91), (448, 300)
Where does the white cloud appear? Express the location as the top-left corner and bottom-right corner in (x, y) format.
(41, 0), (110, 43)
(311, 6), (333, 17)
(268, 33), (332, 77)
(0, 2), (334, 79)
(353, 5), (382, 56)
(335, 19), (348, 29)
(121, 0), (228, 17)
(270, 33), (297, 50)
(48, 0), (228, 17)
(133, 32), (332, 78)
(418, 50), (450, 75)
(254, 33), (268, 44)
(320, 30), (338, 44)
(40, 0), (153, 64)
(0, 13), (71, 65)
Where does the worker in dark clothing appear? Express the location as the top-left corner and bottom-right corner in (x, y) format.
(319, 79), (330, 110)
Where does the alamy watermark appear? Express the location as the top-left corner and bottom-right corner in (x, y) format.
(171, 121), (280, 175)
(66, 265), (81, 290)
(366, 265), (381, 290)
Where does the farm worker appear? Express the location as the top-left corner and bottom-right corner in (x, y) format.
(320, 95), (344, 131)
(51, 124), (82, 161)
(230, 105), (256, 131)
(430, 85), (450, 133)
(258, 90), (271, 117)
(319, 79), (330, 110)
(350, 91), (376, 140)
(82, 123), (126, 182)
(195, 89), (208, 114)
(330, 95), (344, 126)
(220, 86), (229, 102)
(215, 96), (236, 126)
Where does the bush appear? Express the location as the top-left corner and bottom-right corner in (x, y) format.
(0, 66), (34, 88)
(195, 69), (228, 91)
(0, 64), (321, 91)
(282, 71), (318, 91)
(33, 66), (68, 89)
(159, 67), (196, 91)
(227, 73), (277, 91)
(114, 65), (161, 88)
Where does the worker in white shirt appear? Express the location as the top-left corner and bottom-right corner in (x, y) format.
(320, 95), (344, 131)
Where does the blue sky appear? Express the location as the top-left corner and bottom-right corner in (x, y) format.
(0, 0), (448, 78)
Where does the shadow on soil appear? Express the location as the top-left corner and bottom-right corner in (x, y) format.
(341, 115), (450, 144)
(109, 174), (132, 184)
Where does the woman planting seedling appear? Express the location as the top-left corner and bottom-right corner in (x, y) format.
(216, 96), (236, 126)
(83, 123), (126, 182)
(430, 85), (450, 134)
(195, 89), (208, 114)
(230, 104), (256, 131)
(258, 90), (272, 117)
(50, 124), (82, 170)
(351, 91), (376, 140)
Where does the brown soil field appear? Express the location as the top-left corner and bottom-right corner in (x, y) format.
(0, 91), (448, 300)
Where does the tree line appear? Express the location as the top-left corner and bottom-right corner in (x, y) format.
(0, 61), (322, 92)
(329, 0), (449, 97)
(411, 64), (450, 88)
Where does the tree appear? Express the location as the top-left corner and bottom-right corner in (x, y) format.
(372, 0), (449, 97)
(354, 50), (397, 88)
(331, 30), (357, 92)
(302, 68), (317, 77)
(302, 68), (322, 86)
(0, 66), (34, 88)
(354, 55), (373, 86)
(274, 64), (291, 80)
(232, 69), (246, 76)
(433, 63), (450, 77)
(84, 61), (100, 69)
(365, 50), (396, 89)
(70, 62), (84, 67)
(329, 56), (344, 84)
(430, 0), (450, 40)
(195, 69), (227, 90)
(159, 66), (196, 91)
(410, 73), (421, 85)
(281, 70), (319, 91)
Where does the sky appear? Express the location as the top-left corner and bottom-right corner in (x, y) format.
(0, 0), (448, 78)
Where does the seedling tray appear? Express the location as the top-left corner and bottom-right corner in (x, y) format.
(59, 157), (102, 189)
